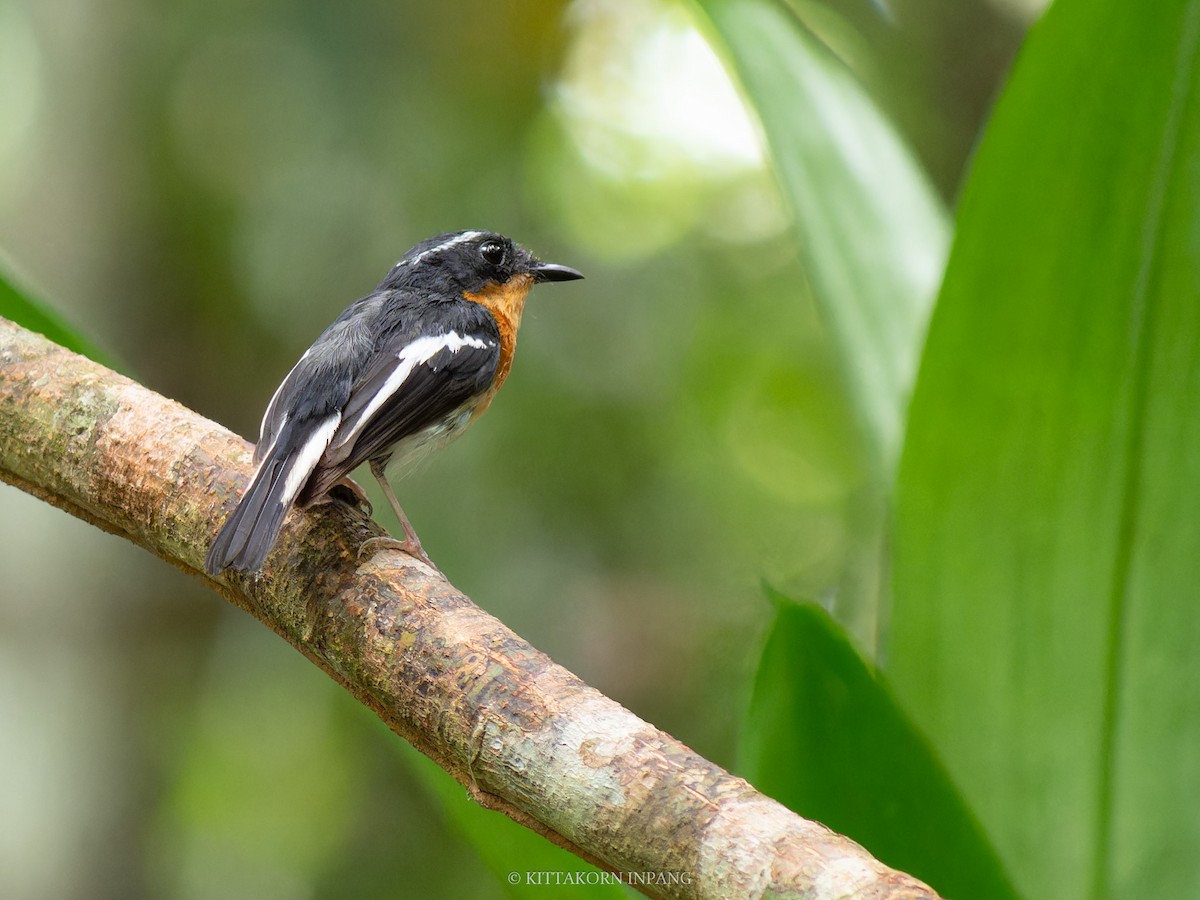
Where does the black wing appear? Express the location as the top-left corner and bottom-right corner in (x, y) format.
(298, 316), (500, 503)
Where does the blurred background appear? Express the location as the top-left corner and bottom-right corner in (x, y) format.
(0, 0), (1040, 896)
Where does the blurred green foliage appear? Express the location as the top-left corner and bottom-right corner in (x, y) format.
(695, 0), (950, 479)
(741, 593), (1016, 899)
(891, 0), (1200, 896)
(693, 0), (950, 652)
(0, 265), (115, 368)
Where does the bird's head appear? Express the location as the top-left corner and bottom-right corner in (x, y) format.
(383, 230), (583, 297)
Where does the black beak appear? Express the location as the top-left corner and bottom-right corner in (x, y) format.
(533, 262), (584, 283)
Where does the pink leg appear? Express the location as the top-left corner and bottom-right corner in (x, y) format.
(357, 459), (433, 566)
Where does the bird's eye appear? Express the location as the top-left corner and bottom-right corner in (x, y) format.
(480, 241), (505, 265)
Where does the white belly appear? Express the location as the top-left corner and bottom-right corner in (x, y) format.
(382, 403), (478, 476)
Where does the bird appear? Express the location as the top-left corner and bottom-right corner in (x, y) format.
(204, 229), (583, 575)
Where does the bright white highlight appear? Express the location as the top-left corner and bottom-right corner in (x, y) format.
(555, 1), (762, 178)
(331, 331), (491, 451)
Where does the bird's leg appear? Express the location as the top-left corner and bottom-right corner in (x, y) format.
(358, 458), (433, 566)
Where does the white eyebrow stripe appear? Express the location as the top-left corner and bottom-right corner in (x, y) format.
(330, 330), (492, 452)
(280, 413), (342, 504)
(396, 231), (485, 268)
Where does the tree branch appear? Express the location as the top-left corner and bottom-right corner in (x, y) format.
(0, 316), (939, 900)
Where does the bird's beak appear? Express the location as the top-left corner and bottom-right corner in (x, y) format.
(532, 262), (585, 283)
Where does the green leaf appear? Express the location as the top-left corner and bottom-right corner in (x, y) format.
(741, 593), (1016, 899)
(890, 1), (1200, 897)
(398, 743), (628, 899)
(0, 262), (115, 368)
(689, 0), (950, 476)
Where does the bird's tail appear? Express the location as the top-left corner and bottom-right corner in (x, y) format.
(205, 414), (342, 575)
(203, 452), (298, 574)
